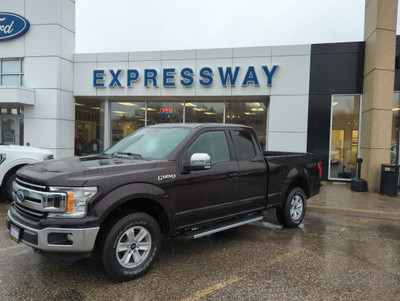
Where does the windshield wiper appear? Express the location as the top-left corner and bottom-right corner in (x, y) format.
(112, 152), (145, 159)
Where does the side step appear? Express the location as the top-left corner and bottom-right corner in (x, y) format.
(175, 215), (263, 240)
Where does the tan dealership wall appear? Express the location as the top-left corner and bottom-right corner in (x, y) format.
(361, 0), (398, 191)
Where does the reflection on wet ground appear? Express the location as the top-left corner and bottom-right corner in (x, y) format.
(1, 202), (399, 301)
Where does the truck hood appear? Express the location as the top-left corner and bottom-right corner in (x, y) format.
(17, 155), (158, 186)
(0, 145), (53, 155)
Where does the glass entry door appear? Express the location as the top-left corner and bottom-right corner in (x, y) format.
(0, 115), (23, 145)
(329, 95), (361, 180)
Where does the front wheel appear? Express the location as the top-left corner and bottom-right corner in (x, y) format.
(276, 187), (306, 228)
(2, 172), (17, 203)
(99, 212), (161, 282)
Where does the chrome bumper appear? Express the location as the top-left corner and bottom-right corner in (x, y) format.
(6, 210), (100, 252)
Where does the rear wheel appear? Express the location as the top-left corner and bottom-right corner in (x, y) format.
(99, 212), (161, 282)
(276, 187), (306, 228)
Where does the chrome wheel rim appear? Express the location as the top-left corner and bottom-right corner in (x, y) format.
(116, 226), (152, 268)
(290, 194), (304, 221)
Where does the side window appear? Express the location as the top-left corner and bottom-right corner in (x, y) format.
(187, 131), (230, 165)
(233, 130), (256, 161)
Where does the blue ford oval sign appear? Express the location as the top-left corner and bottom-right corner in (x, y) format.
(0, 12), (30, 41)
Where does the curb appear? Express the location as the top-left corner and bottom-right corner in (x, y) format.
(308, 205), (400, 220)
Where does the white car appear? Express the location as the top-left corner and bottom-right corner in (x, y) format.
(0, 145), (54, 202)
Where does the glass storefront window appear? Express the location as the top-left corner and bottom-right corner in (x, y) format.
(75, 102), (105, 156)
(74, 99), (269, 156)
(329, 95), (361, 180)
(147, 101), (183, 124)
(226, 100), (268, 149)
(111, 102), (145, 145)
(184, 101), (224, 123)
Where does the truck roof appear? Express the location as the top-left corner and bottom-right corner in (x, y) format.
(148, 123), (253, 130)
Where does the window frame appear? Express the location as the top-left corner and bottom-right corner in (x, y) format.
(328, 94), (362, 181)
(180, 129), (235, 169)
(0, 58), (24, 86)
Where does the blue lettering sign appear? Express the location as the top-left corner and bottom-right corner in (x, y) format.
(199, 67), (213, 87)
(180, 68), (194, 87)
(0, 12), (30, 41)
(93, 65), (279, 89)
(109, 69), (122, 87)
(218, 67), (240, 87)
(242, 66), (259, 87)
(127, 69), (139, 87)
(93, 70), (105, 87)
(144, 69), (158, 87)
(163, 68), (176, 87)
(262, 65), (279, 86)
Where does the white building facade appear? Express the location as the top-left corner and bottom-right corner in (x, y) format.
(4, 0), (389, 182)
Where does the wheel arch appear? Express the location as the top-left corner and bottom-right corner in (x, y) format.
(100, 197), (170, 236)
(284, 176), (310, 204)
(1, 164), (26, 187)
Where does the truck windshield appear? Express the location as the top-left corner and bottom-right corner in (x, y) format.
(104, 127), (190, 160)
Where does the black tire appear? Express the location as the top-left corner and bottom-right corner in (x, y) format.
(2, 172), (17, 203)
(99, 212), (161, 282)
(276, 187), (306, 228)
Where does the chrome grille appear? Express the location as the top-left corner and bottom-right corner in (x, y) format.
(14, 202), (45, 218)
(12, 177), (67, 219)
(16, 177), (47, 192)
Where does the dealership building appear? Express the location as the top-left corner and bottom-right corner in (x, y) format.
(0, 0), (399, 190)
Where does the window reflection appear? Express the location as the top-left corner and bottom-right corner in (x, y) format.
(226, 101), (268, 149)
(75, 102), (104, 156)
(111, 102), (145, 145)
(1, 59), (24, 86)
(184, 102), (224, 123)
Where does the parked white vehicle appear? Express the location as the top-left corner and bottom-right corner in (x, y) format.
(0, 145), (54, 202)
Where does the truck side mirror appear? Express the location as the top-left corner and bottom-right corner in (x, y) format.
(185, 153), (211, 171)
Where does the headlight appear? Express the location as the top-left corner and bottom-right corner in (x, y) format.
(43, 154), (54, 161)
(47, 187), (97, 218)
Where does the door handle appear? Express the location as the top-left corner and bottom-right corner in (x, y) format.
(226, 172), (239, 179)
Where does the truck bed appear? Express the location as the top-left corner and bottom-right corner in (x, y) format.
(263, 150), (322, 208)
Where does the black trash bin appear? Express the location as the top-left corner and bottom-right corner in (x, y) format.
(380, 164), (399, 196)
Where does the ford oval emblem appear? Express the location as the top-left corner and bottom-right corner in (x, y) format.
(0, 12), (30, 41)
(16, 191), (25, 202)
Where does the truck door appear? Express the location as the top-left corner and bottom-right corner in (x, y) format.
(176, 130), (240, 228)
(231, 129), (267, 211)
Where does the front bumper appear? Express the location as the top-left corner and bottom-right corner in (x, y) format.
(6, 210), (100, 252)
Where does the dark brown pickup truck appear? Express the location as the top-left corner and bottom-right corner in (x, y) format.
(6, 124), (322, 281)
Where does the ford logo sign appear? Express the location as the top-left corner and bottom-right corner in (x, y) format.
(16, 191), (25, 202)
(0, 12), (30, 41)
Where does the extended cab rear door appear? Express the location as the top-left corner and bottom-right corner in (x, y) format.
(176, 129), (240, 228)
(230, 129), (267, 211)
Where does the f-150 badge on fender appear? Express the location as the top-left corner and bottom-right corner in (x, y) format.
(158, 174), (176, 181)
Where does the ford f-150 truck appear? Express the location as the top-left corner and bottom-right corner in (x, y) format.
(6, 124), (322, 282)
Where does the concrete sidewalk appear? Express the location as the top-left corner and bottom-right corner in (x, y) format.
(307, 181), (400, 220)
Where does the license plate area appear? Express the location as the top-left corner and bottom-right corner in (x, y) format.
(10, 224), (21, 243)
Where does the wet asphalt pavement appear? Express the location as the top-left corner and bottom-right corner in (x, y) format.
(1, 201), (399, 301)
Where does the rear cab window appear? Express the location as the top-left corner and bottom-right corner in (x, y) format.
(232, 130), (258, 161)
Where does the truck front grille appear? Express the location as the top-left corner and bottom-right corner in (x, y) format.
(15, 177), (47, 192)
(14, 202), (46, 218)
(12, 177), (66, 219)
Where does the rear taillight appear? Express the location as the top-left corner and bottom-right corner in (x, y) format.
(317, 162), (323, 179)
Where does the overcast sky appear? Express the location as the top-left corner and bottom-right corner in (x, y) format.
(76, 0), (399, 53)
